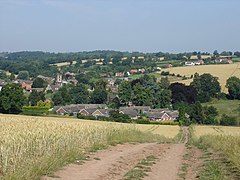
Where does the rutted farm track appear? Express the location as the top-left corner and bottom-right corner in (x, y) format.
(43, 127), (202, 180)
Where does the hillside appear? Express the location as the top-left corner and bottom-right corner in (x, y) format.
(164, 63), (240, 92)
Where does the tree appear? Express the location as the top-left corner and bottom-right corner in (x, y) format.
(9, 73), (15, 81)
(190, 73), (221, 102)
(28, 90), (45, 106)
(91, 87), (108, 104)
(170, 83), (197, 104)
(70, 83), (89, 104)
(178, 106), (190, 126)
(132, 83), (151, 106)
(52, 85), (72, 105)
(220, 114), (238, 126)
(18, 71), (29, 80)
(0, 84), (26, 114)
(226, 76), (240, 100)
(32, 77), (47, 88)
(203, 106), (219, 125)
(118, 81), (132, 105)
(189, 102), (205, 124)
(213, 50), (219, 56)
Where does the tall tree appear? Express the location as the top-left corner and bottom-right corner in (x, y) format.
(170, 82), (197, 104)
(32, 77), (47, 88)
(70, 83), (89, 104)
(18, 71), (29, 80)
(226, 76), (240, 100)
(28, 90), (45, 106)
(0, 84), (26, 114)
(190, 73), (221, 102)
(118, 81), (132, 105)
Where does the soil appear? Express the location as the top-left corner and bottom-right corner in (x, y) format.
(43, 127), (204, 180)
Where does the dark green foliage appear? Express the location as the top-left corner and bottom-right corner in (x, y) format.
(70, 83), (89, 104)
(118, 81), (132, 105)
(32, 78), (47, 88)
(226, 76), (240, 100)
(220, 114), (238, 126)
(118, 75), (171, 108)
(109, 110), (132, 123)
(28, 90), (45, 106)
(22, 106), (49, 116)
(0, 84), (26, 114)
(17, 71), (29, 80)
(91, 87), (108, 104)
(190, 73), (221, 102)
(170, 82), (197, 104)
(52, 85), (72, 105)
(203, 106), (219, 125)
(178, 106), (191, 126)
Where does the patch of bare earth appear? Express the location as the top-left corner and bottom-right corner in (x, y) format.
(43, 127), (205, 180)
(144, 143), (186, 180)
(42, 143), (170, 180)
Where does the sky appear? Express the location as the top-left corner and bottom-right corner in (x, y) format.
(0, 0), (240, 53)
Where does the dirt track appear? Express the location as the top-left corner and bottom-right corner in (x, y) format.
(43, 127), (202, 180)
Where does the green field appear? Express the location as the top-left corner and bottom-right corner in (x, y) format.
(203, 99), (240, 119)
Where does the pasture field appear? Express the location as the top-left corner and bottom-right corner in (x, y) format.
(203, 99), (240, 120)
(0, 114), (180, 179)
(164, 62), (240, 92)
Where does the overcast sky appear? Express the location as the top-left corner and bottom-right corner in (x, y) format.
(0, 0), (239, 53)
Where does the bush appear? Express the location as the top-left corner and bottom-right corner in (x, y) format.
(22, 106), (49, 116)
(220, 114), (238, 126)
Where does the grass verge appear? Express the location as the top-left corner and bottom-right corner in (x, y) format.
(189, 126), (240, 180)
(124, 155), (158, 180)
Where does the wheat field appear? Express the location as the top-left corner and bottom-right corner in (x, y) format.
(165, 63), (240, 92)
(193, 125), (240, 137)
(0, 114), (179, 179)
(191, 125), (240, 173)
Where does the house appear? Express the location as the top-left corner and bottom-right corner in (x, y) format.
(185, 61), (195, 66)
(37, 75), (54, 83)
(165, 64), (173, 68)
(146, 112), (173, 122)
(107, 78), (115, 87)
(65, 72), (75, 79)
(30, 88), (45, 92)
(119, 108), (139, 119)
(45, 84), (61, 93)
(159, 57), (165, 61)
(54, 104), (87, 115)
(79, 108), (98, 116)
(0, 79), (6, 91)
(222, 59), (233, 64)
(195, 60), (204, 65)
(115, 72), (124, 77)
(16, 80), (33, 92)
(130, 69), (138, 74)
(138, 68), (145, 73)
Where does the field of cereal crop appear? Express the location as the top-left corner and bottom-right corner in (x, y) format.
(0, 114), (180, 179)
(164, 63), (240, 92)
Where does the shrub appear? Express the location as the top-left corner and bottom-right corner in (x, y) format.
(220, 114), (238, 126)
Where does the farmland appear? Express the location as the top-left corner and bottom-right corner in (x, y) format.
(203, 99), (240, 120)
(164, 62), (240, 92)
(191, 125), (240, 179)
(0, 114), (179, 179)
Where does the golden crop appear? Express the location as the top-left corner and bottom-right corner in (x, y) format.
(0, 114), (179, 179)
(165, 63), (240, 92)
